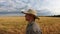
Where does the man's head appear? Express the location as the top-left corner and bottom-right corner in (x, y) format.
(21, 9), (39, 22)
(25, 14), (36, 22)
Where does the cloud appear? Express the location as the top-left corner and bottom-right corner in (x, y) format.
(0, 0), (28, 12)
(0, 0), (60, 16)
(0, 0), (41, 11)
(40, 0), (60, 15)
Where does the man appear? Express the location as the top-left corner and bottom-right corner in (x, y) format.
(21, 9), (42, 34)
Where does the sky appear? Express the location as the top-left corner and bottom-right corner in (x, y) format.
(0, 0), (60, 16)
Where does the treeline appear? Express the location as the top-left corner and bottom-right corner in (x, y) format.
(46, 15), (60, 17)
(51, 15), (60, 17)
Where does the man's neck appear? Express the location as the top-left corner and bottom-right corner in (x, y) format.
(28, 21), (35, 23)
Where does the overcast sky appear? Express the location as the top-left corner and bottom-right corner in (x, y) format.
(0, 0), (60, 15)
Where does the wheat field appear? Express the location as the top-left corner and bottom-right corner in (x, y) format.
(0, 16), (60, 34)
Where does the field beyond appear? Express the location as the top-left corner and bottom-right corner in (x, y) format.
(0, 16), (60, 34)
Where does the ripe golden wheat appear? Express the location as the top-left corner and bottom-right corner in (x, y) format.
(0, 16), (60, 34)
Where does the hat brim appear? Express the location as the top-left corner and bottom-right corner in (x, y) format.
(21, 11), (39, 20)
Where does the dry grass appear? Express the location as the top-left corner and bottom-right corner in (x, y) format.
(0, 16), (60, 34)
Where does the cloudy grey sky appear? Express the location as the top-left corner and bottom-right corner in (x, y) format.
(0, 0), (60, 16)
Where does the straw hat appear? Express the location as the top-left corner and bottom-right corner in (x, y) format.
(23, 9), (37, 16)
(21, 9), (39, 19)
